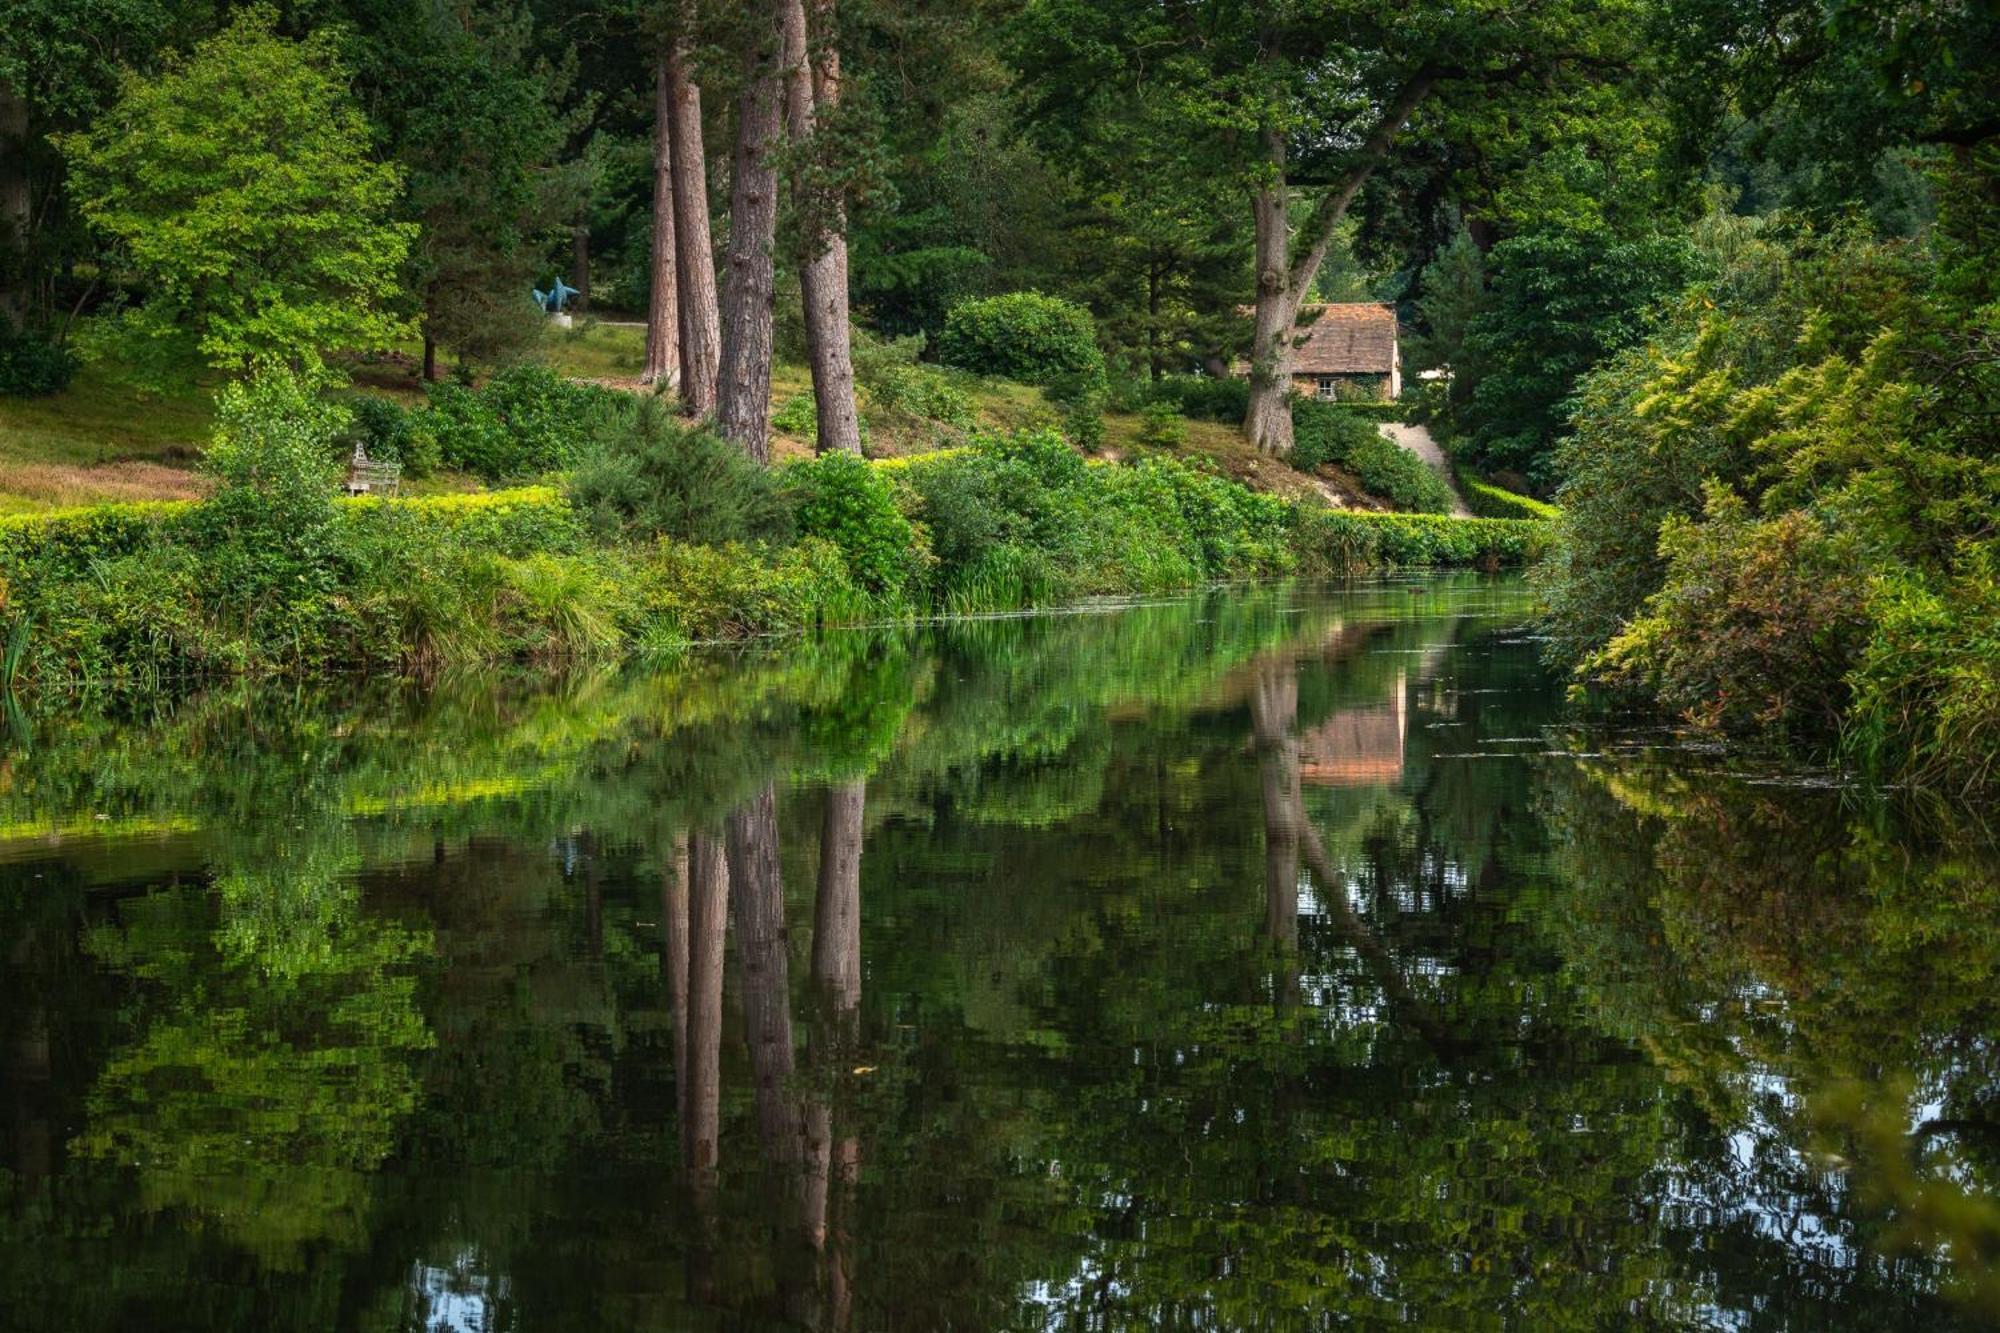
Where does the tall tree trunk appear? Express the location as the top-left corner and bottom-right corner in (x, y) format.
(571, 223), (591, 313)
(782, 0), (863, 455)
(716, 1), (787, 462)
(422, 331), (439, 384)
(1242, 72), (1437, 454)
(667, 28), (721, 416)
(1245, 170), (1303, 456)
(643, 58), (682, 387)
(1, 80), (32, 330)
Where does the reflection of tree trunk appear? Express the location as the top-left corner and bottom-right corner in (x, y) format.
(810, 780), (864, 1330)
(813, 781), (864, 1014)
(7, 926), (50, 1186)
(727, 783), (824, 1323)
(1250, 659), (1302, 1013)
(663, 834), (690, 1090)
(682, 831), (729, 1301)
(729, 784), (800, 1160)
(1293, 799), (1449, 1049)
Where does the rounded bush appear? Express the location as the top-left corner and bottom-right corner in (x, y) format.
(0, 329), (80, 397)
(936, 292), (1104, 385)
(790, 451), (917, 599)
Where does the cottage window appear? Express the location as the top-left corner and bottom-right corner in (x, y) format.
(1315, 376), (1339, 401)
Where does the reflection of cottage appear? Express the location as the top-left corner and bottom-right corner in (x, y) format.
(1286, 303), (1401, 402)
(1298, 671), (1408, 787)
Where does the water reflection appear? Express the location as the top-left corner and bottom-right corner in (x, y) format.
(0, 576), (1995, 1330)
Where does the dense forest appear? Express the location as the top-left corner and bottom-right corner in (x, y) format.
(0, 0), (1995, 800)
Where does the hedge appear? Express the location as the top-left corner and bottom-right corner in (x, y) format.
(1455, 466), (1560, 521)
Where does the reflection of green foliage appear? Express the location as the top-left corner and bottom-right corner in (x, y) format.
(1542, 753), (2000, 1320)
(75, 839), (433, 1269)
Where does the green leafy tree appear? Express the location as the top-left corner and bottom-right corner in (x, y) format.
(57, 9), (414, 379)
(347, 0), (582, 379)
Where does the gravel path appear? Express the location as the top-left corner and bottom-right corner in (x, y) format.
(1378, 421), (1472, 516)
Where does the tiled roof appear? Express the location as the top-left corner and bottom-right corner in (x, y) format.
(1288, 303), (1397, 375)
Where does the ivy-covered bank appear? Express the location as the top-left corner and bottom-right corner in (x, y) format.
(0, 378), (1542, 693)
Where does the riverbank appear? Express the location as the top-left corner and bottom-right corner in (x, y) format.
(0, 427), (1545, 694)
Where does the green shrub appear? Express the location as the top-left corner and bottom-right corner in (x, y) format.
(1044, 369), (1106, 450)
(936, 292), (1104, 384)
(865, 363), (975, 429)
(1291, 507), (1546, 572)
(1146, 375), (1247, 422)
(1289, 402), (1380, 472)
(343, 394), (439, 478)
(567, 397), (793, 546)
(191, 370), (350, 651)
(790, 451), (918, 599)
(1846, 560), (2000, 800)
(423, 364), (631, 480)
(1584, 487), (1870, 739)
(1136, 401), (1187, 449)
(772, 391), (817, 436)
(1291, 402), (1454, 513)
(0, 328), (80, 396)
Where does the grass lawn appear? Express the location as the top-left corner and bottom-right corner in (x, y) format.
(0, 362), (214, 511)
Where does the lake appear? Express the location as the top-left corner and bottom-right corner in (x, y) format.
(2, 575), (1996, 1330)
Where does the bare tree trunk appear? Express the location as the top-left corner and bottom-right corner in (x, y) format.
(716, 1), (787, 462)
(1, 80), (32, 330)
(422, 331), (440, 384)
(782, 0), (863, 455)
(667, 28), (721, 416)
(643, 58), (682, 387)
(571, 223), (591, 313)
(1242, 72), (1437, 454)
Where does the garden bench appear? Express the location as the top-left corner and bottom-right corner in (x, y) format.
(344, 444), (402, 497)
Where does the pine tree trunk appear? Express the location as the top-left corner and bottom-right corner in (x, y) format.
(716, 1), (786, 463)
(783, 0), (863, 455)
(422, 331), (439, 384)
(667, 34), (721, 416)
(643, 57), (681, 387)
(571, 224), (590, 312)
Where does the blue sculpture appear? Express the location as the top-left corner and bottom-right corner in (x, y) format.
(531, 277), (581, 314)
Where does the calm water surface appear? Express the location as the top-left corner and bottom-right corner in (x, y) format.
(2, 576), (1997, 1330)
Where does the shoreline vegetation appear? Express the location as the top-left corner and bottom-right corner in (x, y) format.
(0, 378), (1544, 696)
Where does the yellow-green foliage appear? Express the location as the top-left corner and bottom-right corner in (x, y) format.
(1456, 468), (1559, 521)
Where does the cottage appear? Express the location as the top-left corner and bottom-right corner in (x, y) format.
(1284, 302), (1401, 402)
